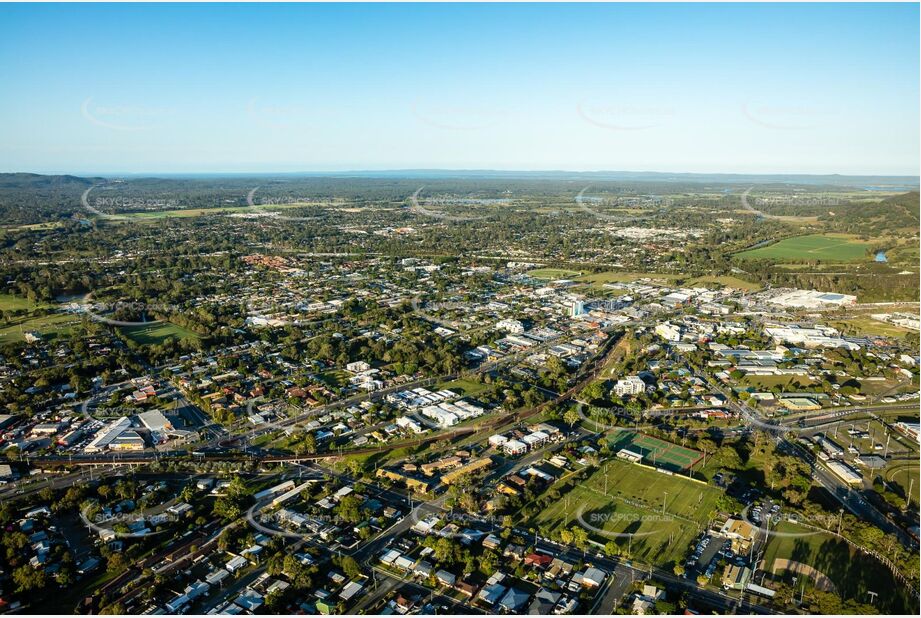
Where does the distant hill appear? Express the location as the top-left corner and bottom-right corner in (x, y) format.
(0, 172), (97, 189)
(0, 171), (917, 227)
(820, 191), (920, 236)
(0, 173), (103, 226)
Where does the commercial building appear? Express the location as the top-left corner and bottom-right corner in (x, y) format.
(84, 416), (133, 453)
(827, 460), (862, 486)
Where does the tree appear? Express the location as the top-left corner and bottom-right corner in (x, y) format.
(335, 494), (364, 524)
(13, 565), (46, 592)
(434, 537), (459, 565)
(563, 407), (581, 429)
(604, 541), (620, 557)
(570, 526), (588, 550)
(340, 556), (361, 580)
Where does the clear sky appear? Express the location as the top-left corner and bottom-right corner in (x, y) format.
(0, 3), (917, 175)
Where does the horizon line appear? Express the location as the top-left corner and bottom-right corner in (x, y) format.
(6, 168), (921, 181)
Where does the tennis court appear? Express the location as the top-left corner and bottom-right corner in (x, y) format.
(610, 432), (703, 472)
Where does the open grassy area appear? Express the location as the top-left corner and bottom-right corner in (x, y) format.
(685, 275), (761, 291)
(885, 463), (920, 498)
(0, 293), (56, 311)
(0, 311), (80, 343)
(735, 234), (873, 262)
(437, 378), (490, 397)
(762, 521), (912, 613)
(113, 201), (335, 220)
(526, 268), (583, 280)
(829, 317), (913, 339)
(574, 271), (680, 287)
(740, 375), (815, 390)
(762, 522), (836, 575)
(318, 369), (351, 388)
(121, 321), (200, 345)
(531, 458), (721, 566)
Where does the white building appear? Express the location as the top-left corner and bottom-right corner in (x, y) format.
(826, 460), (862, 486)
(767, 289), (856, 309)
(503, 439), (528, 456)
(613, 376), (646, 396)
(496, 319), (525, 334)
(764, 325), (860, 350)
(138, 410), (173, 433)
(346, 361), (371, 373)
(654, 322), (683, 342)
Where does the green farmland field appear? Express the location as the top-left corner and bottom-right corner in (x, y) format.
(736, 234), (873, 262)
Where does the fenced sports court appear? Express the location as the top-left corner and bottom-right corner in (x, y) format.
(610, 432), (703, 472)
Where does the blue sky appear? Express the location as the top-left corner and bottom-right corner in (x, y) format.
(0, 3), (917, 175)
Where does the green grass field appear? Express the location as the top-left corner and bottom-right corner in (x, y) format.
(531, 458), (721, 566)
(885, 463), (920, 497)
(437, 378), (490, 397)
(736, 234), (873, 262)
(830, 317), (913, 339)
(574, 271), (681, 287)
(319, 369), (351, 388)
(740, 375), (815, 390)
(609, 432), (703, 472)
(527, 268), (583, 280)
(762, 521), (911, 613)
(0, 293), (50, 311)
(0, 312), (79, 343)
(121, 322), (199, 345)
